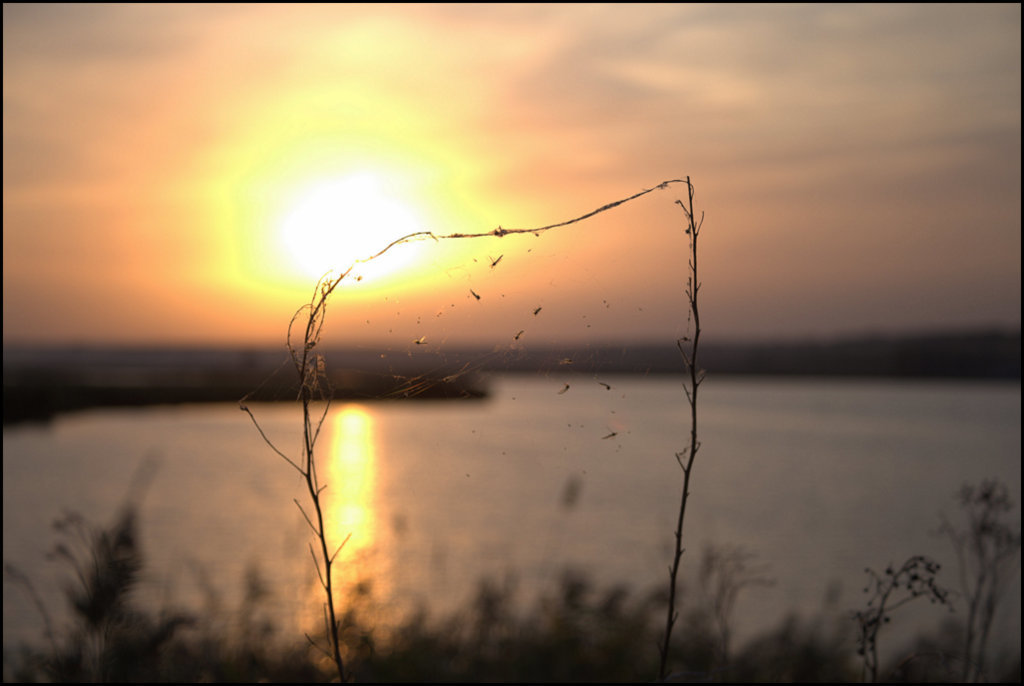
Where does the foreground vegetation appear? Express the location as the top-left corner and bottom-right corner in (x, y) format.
(5, 491), (1020, 683)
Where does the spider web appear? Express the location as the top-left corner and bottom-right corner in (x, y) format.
(238, 178), (702, 632)
(244, 178), (696, 409)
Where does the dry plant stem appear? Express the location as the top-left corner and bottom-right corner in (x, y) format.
(240, 179), (693, 683)
(658, 177), (704, 681)
(241, 274), (352, 683)
(854, 555), (951, 683)
(294, 278), (351, 683)
(4, 563), (60, 659)
(940, 480), (1022, 682)
(361, 179), (691, 260)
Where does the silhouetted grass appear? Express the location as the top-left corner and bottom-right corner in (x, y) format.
(940, 479), (1022, 682)
(6, 491), (1022, 682)
(4, 505), (193, 682)
(1, 502), (851, 682)
(854, 555), (953, 682)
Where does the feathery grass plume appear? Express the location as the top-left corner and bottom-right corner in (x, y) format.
(696, 543), (775, 669)
(7, 504), (193, 682)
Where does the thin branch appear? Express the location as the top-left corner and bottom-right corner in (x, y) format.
(294, 499), (319, 537)
(659, 176), (703, 680)
(305, 632), (331, 660)
(239, 404), (304, 474)
(4, 563), (60, 657)
(360, 179), (689, 263)
(330, 533), (353, 564)
(308, 542), (326, 589)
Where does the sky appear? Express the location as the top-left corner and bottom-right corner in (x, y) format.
(3, 3), (1020, 348)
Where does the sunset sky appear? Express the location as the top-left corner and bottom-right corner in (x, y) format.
(3, 3), (1020, 348)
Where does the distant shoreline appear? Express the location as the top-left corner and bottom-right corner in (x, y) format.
(4, 328), (1019, 425)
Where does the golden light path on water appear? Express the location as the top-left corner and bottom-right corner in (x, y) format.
(327, 404), (377, 563)
(300, 404), (390, 640)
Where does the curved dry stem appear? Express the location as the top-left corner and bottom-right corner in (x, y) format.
(243, 177), (692, 683)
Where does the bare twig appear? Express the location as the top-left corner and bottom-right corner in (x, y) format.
(242, 178), (691, 683)
(658, 177), (703, 680)
(359, 179), (690, 262)
(938, 479), (1021, 682)
(854, 555), (952, 682)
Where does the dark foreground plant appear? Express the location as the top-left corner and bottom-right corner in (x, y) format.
(240, 178), (693, 681)
(854, 555), (953, 682)
(242, 271), (354, 681)
(6, 542), (862, 682)
(696, 543), (775, 668)
(939, 478), (1022, 682)
(4, 495), (874, 683)
(322, 549), (863, 683)
(5, 505), (193, 682)
(658, 177), (705, 681)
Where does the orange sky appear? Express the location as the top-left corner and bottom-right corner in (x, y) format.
(3, 4), (1020, 347)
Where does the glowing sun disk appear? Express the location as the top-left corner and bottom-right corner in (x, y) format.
(279, 173), (423, 283)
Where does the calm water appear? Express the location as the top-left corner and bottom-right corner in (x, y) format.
(4, 375), (1021, 656)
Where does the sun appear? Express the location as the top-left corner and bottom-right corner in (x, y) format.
(278, 172), (425, 283)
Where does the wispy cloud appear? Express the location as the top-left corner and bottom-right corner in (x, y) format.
(3, 4), (1019, 343)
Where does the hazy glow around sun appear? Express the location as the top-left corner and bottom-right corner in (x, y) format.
(278, 172), (425, 283)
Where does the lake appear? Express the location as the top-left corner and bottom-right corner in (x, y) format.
(3, 374), (1020, 661)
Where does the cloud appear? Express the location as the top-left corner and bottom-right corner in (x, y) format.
(3, 4), (1019, 343)
(2, 4), (198, 64)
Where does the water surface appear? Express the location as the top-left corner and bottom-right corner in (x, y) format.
(4, 375), (1020, 656)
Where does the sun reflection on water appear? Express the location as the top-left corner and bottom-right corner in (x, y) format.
(326, 405), (377, 563)
(290, 403), (395, 646)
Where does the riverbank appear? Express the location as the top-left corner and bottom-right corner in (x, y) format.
(3, 328), (1018, 424)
